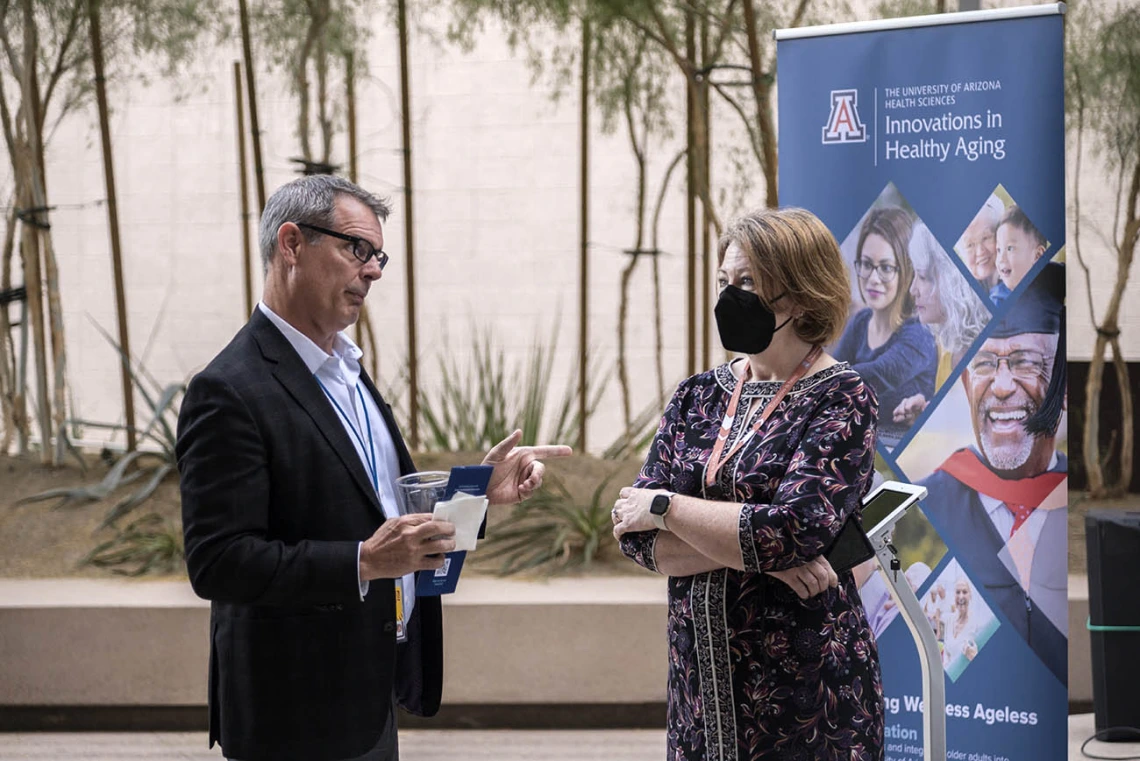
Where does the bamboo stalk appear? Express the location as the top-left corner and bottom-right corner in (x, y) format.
(685, 9), (696, 377)
(1085, 339), (1106, 494)
(88, 0), (137, 452)
(16, 294), (29, 454)
(397, 0), (419, 449)
(651, 150), (686, 410)
(615, 57), (647, 431)
(27, 167), (67, 462)
(18, 0), (52, 463)
(1112, 337), (1133, 492)
(11, 19), (67, 461)
(233, 62), (253, 318)
(357, 302), (379, 381)
(15, 172), (50, 462)
(0, 81), (26, 454)
(0, 204), (17, 453)
(578, 17), (590, 452)
(700, 13), (711, 372)
(346, 52), (358, 184)
(18, 2), (68, 463)
(346, 50), (367, 351)
(316, 19), (332, 164)
(652, 251), (664, 408)
(741, 0), (778, 207)
(238, 0), (266, 212)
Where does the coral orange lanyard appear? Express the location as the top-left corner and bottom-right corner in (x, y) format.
(704, 345), (822, 489)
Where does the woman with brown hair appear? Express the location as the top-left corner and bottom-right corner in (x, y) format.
(612, 207), (884, 761)
(834, 205), (937, 443)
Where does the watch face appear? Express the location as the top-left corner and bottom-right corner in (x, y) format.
(650, 494), (671, 515)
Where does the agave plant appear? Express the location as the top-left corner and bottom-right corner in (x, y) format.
(16, 321), (185, 529)
(418, 321), (610, 452)
(602, 398), (665, 461)
(81, 512), (184, 576)
(16, 449), (159, 510)
(474, 470), (620, 576)
(419, 326), (510, 451)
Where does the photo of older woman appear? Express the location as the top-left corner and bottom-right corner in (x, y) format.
(892, 221), (991, 427)
(954, 194), (1003, 292)
(931, 560), (999, 682)
(834, 205), (937, 446)
(611, 207), (884, 761)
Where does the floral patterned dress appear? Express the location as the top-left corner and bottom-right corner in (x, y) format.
(620, 361), (884, 761)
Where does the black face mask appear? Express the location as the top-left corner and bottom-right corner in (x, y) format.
(714, 285), (792, 355)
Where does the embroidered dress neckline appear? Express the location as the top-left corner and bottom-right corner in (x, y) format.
(714, 360), (850, 397)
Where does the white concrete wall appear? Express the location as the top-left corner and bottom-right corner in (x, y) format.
(2, 0), (1131, 454)
(1067, 139), (1139, 361)
(7, 11), (714, 454)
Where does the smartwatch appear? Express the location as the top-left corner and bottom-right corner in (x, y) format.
(650, 492), (674, 531)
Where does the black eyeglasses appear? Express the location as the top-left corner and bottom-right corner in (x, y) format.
(295, 222), (389, 270)
(854, 258), (900, 281)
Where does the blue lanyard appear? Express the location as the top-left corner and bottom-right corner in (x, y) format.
(315, 377), (378, 493)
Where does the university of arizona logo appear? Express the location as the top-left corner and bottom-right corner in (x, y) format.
(822, 89), (867, 144)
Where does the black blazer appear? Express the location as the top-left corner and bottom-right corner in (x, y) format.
(176, 309), (443, 761)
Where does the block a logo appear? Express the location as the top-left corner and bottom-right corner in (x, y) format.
(822, 89), (867, 144)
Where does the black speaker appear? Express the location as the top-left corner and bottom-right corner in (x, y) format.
(1086, 510), (1140, 740)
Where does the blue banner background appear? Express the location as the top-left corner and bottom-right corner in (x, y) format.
(778, 12), (1067, 761)
(779, 17), (1064, 255)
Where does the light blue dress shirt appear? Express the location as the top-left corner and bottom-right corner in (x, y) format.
(258, 302), (415, 625)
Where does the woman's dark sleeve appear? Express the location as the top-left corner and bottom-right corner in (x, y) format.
(618, 378), (694, 573)
(737, 375), (879, 573)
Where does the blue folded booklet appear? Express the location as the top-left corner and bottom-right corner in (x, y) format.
(416, 464), (493, 596)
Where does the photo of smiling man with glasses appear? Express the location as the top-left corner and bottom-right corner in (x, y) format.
(918, 262), (1068, 686)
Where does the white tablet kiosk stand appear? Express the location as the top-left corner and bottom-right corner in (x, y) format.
(865, 482), (946, 761)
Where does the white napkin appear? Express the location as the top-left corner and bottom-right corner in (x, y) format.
(432, 491), (490, 552)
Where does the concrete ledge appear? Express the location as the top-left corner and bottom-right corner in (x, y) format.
(0, 580), (209, 706)
(0, 577), (667, 709)
(0, 574), (1093, 726)
(440, 578), (666, 704)
(1069, 574), (1091, 706)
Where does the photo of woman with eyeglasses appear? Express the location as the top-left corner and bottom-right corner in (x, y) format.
(833, 205), (938, 446)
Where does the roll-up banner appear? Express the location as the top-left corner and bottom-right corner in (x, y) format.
(776, 5), (1067, 761)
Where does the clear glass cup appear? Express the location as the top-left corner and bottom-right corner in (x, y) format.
(395, 471), (450, 514)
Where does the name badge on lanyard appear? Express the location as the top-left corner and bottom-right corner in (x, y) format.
(394, 584), (407, 643)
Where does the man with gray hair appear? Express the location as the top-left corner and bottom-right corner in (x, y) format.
(955, 194), (1003, 292)
(177, 175), (570, 761)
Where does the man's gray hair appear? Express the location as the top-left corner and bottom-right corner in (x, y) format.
(259, 175), (391, 270)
